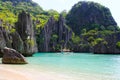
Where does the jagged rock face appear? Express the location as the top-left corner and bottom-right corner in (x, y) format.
(0, 27), (12, 49)
(71, 43), (91, 53)
(43, 17), (56, 51)
(39, 15), (72, 52)
(11, 32), (24, 53)
(15, 11), (38, 56)
(0, 22), (12, 57)
(70, 32), (120, 54)
(0, 11), (38, 57)
(16, 11), (32, 40)
(0, 12), (38, 57)
(58, 15), (72, 45)
(0, 27), (7, 49)
(94, 33), (120, 54)
(66, 1), (118, 35)
(2, 47), (28, 64)
(65, 1), (120, 54)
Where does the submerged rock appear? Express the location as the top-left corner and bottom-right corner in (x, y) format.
(2, 47), (28, 64)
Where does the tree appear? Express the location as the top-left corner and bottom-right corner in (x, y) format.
(60, 10), (67, 18)
(72, 33), (81, 44)
(51, 34), (58, 41)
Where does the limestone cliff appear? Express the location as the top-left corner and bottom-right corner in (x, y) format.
(0, 11), (38, 57)
(0, 1), (120, 54)
(65, 1), (120, 54)
(69, 30), (120, 54)
(39, 15), (72, 52)
(94, 32), (120, 54)
(0, 26), (12, 49)
(15, 11), (38, 56)
(66, 1), (118, 35)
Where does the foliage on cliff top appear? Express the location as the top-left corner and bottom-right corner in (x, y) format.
(0, 0), (60, 28)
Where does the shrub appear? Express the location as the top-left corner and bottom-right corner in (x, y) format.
(10, 28), (16, 33)
(27, 39), (35, 47)
(116, 41), (120, 49)
(72, 33), (81, 44)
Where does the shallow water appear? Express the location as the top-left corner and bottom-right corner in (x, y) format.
(1, 53), (120, 80)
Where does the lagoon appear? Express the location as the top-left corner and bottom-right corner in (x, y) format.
(1, 53), (120, 80)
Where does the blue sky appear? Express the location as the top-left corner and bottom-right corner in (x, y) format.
(33, 0), (120, 26)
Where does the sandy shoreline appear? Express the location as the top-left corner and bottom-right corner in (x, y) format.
(0, 64), (72, 80)
(0, 65), (29, 80)
(0, 64), (118, 80)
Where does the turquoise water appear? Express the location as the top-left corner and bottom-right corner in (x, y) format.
(1, 53), (120, 80)
(27, 53), (120, 80)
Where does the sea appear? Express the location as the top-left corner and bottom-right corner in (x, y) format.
(1, 52), (120, 80)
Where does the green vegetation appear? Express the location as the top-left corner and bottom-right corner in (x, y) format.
(51, 34), (58, 42)
(0, 0), (60, 30)
(0, 0), (120, 53)
(91, 38), (107, 46)
(27, 39), (35, 47)
(0, 0), (60, 52)
(54, 44), (61, 51)
(10, 28), (16, 33)
(60, 10), (67, 18)
(86, 30), (108, 45)
(66, 1), (118, 35)
(72, 33), (81, 44)
(116, 41), (120, 49)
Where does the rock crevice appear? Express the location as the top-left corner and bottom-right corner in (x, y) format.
(0, 11), (38, 57)
(39, 15), (72, 52)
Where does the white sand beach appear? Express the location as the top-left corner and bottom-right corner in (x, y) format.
(0, 66), (29, 80)
(0, 64), (77, 80)
(0, 65), (55, 80)
(0, 64), (118, 80)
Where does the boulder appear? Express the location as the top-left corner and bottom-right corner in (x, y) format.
(2, 47), (28, 64)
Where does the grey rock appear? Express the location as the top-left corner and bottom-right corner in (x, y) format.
(0, 11), (38, 57)
(94, 32), (120, 54)
(43, 16), (56, 51)
(11, 32), (24, 53)
(39, 15), (72, 52)
(0, 26), (12, 49)
(66, 1), (118, 35)
(15, 11), (38, 56)
(2, 47), (28, 64)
